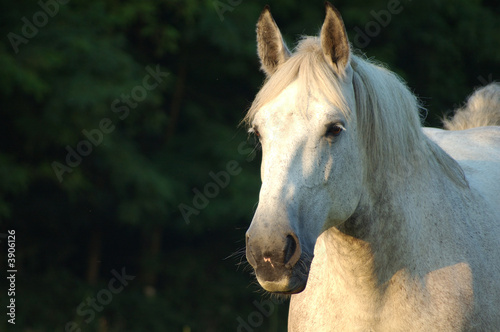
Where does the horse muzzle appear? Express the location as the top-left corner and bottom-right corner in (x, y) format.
(246, 231), (310, 293)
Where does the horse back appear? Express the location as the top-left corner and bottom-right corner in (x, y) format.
(424, 126), (500, 219)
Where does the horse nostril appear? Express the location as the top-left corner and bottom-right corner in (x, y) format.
(284, 233), (301, 267)
(284, 235), (296, 263)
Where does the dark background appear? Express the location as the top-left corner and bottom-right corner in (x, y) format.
(0, 0), (498, 331)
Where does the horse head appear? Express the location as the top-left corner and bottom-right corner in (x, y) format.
(245, 3), (365, 294)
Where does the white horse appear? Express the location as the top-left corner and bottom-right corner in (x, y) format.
(244, 3), (500, 331)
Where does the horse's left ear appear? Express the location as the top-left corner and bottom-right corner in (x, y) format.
(320, 2), (350, 73)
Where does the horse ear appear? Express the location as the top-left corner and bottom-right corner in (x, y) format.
(320, 2), (350, 73)
(256, 5), (291, 77)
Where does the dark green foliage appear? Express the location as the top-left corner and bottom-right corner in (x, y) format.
(0, 0), (498, 330)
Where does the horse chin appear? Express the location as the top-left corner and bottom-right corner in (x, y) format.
(257, 275), (307, 294)
(255, 257), (312, 294)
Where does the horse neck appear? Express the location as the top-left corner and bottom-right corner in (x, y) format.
(331, 149), (474, 288)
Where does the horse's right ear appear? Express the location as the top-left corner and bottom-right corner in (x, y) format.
(256, 5), (291, 77)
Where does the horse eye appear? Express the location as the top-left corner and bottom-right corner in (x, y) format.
(325, 123), (344, 138)
(251, 127), (261, 140)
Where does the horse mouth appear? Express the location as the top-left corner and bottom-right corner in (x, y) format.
(257, 277), (306, 294)
(254, 255), (312, 294)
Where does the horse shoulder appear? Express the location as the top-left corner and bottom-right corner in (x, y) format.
(378, 263), (474, 331)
